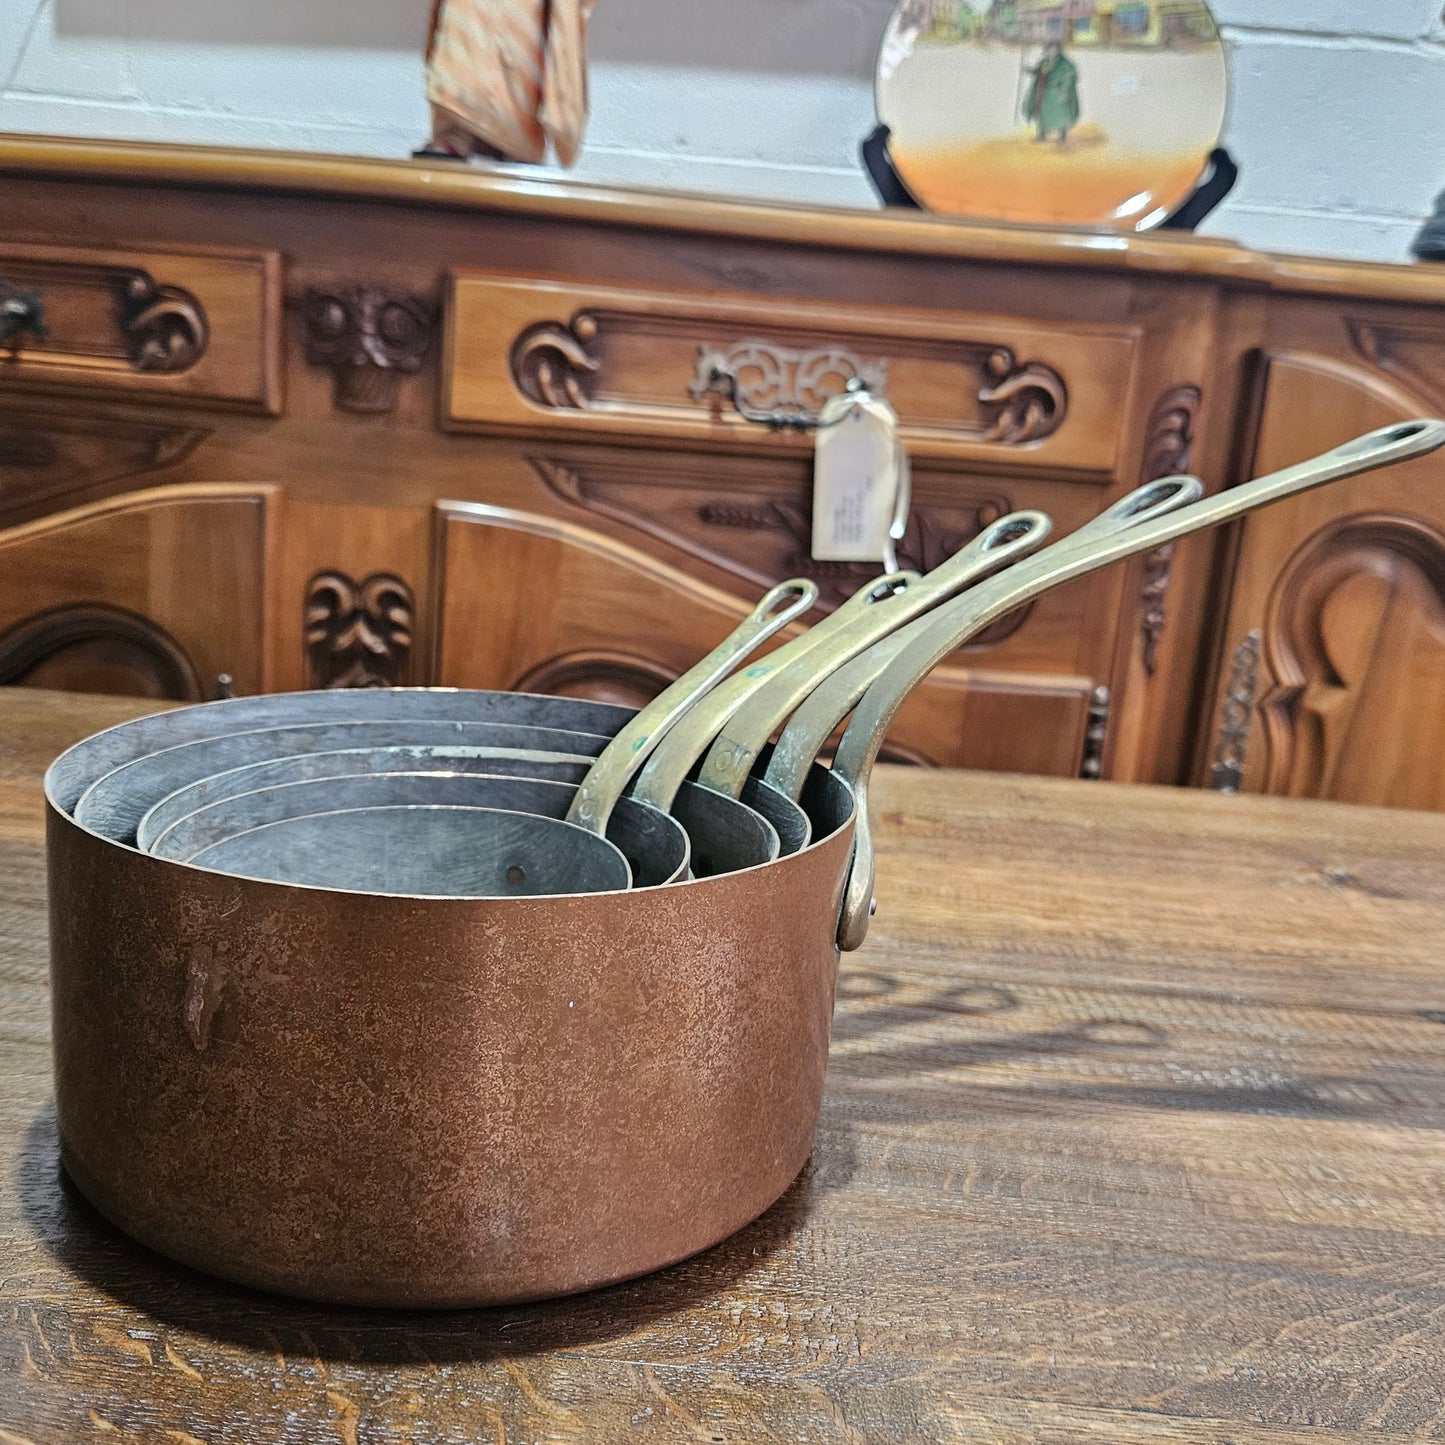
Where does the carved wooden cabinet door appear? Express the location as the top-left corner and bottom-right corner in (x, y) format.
(1201, 354), (1445, 810)
(0, 486), (272, 700)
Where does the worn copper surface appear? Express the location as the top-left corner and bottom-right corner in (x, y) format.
(47, 769), (856, 1308)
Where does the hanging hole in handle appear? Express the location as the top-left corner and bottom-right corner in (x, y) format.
(1119, 477), (1201, 518)
(505, 864), (526, 887)
(1337, 421), (1433, 457)
(866, 571), (913, 604)
(981, 512), (1048, 550)
(758, 580), (818, 624)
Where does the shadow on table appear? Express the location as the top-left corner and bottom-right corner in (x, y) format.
(19, 1105), (842, 1365)
(828, 971), (1437, 1127)
(832, 971), (1168, 1074)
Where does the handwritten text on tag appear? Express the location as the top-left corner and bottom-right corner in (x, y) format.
(811, 392), (902, 564)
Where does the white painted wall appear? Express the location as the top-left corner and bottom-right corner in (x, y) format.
(1, 0), (1442, 262)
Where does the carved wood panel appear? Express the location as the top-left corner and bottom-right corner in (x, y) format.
(525, 448), (1113, 673)
(0, 256), (207, 370)
(0, 241), (281, 413)
(304, 570), (416, 689)
(1347, 317), (1445, 414)
(1203, 355), (1445, 810)
(433, 501), (1094, 776)
(0, 409), (208, 525)
(509, 649), (677, 711)
(446, 273), (1136, 472)
(0, 484), (272, 700)
(1257, 515), (1445, 808)
(434, 501), (801, 697)
(534, 452), (1020, 630)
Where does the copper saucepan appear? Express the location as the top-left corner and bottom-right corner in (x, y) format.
(47, 752), (859, 1307)
(44, 421), (1444, 1308)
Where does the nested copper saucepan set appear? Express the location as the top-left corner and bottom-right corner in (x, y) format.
(44, 421), (1445, 1307)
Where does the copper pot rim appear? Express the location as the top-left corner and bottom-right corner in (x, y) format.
(43, 686), (641, 815)
(43, 685), (857, 907)
(43, 766), (859, 907)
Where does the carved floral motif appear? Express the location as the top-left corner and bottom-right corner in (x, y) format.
(1138, 546), (1176, 676)
(303, 286), (436, 414)
(978, 347), (1068, 443)
(117, 272), (210, 372)
(1135, 384), (1202, 675)
(1211, 630), (1261, 794)
(510, 313), (601, 409)
(304, 570), (415, 689)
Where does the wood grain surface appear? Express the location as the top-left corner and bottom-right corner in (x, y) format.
(4, 688), (1445, 1444)
(3, 134), (1444, 305)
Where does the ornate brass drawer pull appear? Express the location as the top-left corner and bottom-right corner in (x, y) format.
(688, 341), (888, 432)
(0, 278), (48, 348)
(116, 270), (208, 372)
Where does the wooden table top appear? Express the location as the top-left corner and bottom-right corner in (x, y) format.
(5, 687), (1445, 1445)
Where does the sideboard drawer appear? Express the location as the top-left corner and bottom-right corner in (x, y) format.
(0, 241), (281, 414)
(443, 272), (1139, 475)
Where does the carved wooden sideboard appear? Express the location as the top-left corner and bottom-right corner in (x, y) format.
(2, 136), (1444, 807)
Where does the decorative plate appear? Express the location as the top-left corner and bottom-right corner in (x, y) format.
(875, 0), (1228, 231)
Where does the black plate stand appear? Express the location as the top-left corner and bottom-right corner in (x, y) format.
(860, 123), (1237, 234)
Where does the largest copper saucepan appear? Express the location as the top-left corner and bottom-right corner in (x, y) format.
(46, 420), (1445, 1309)
(48, 731), (857, 1307)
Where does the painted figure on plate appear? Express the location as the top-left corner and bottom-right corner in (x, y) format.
(1024, 42), (1080, 143)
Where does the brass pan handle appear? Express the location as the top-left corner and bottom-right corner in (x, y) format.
(695, 510), (1054, 800)
(765, 476), (1207, 802)
(630, 564), (919, 812)
(833, 418), (1445, 952)
(566, 577), (818, 834)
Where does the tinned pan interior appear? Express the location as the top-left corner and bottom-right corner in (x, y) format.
(48, 688), (802, 882)
(46, 689), (639, 815)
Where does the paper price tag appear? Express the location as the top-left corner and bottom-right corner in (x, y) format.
(811, 391), (903, 564)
